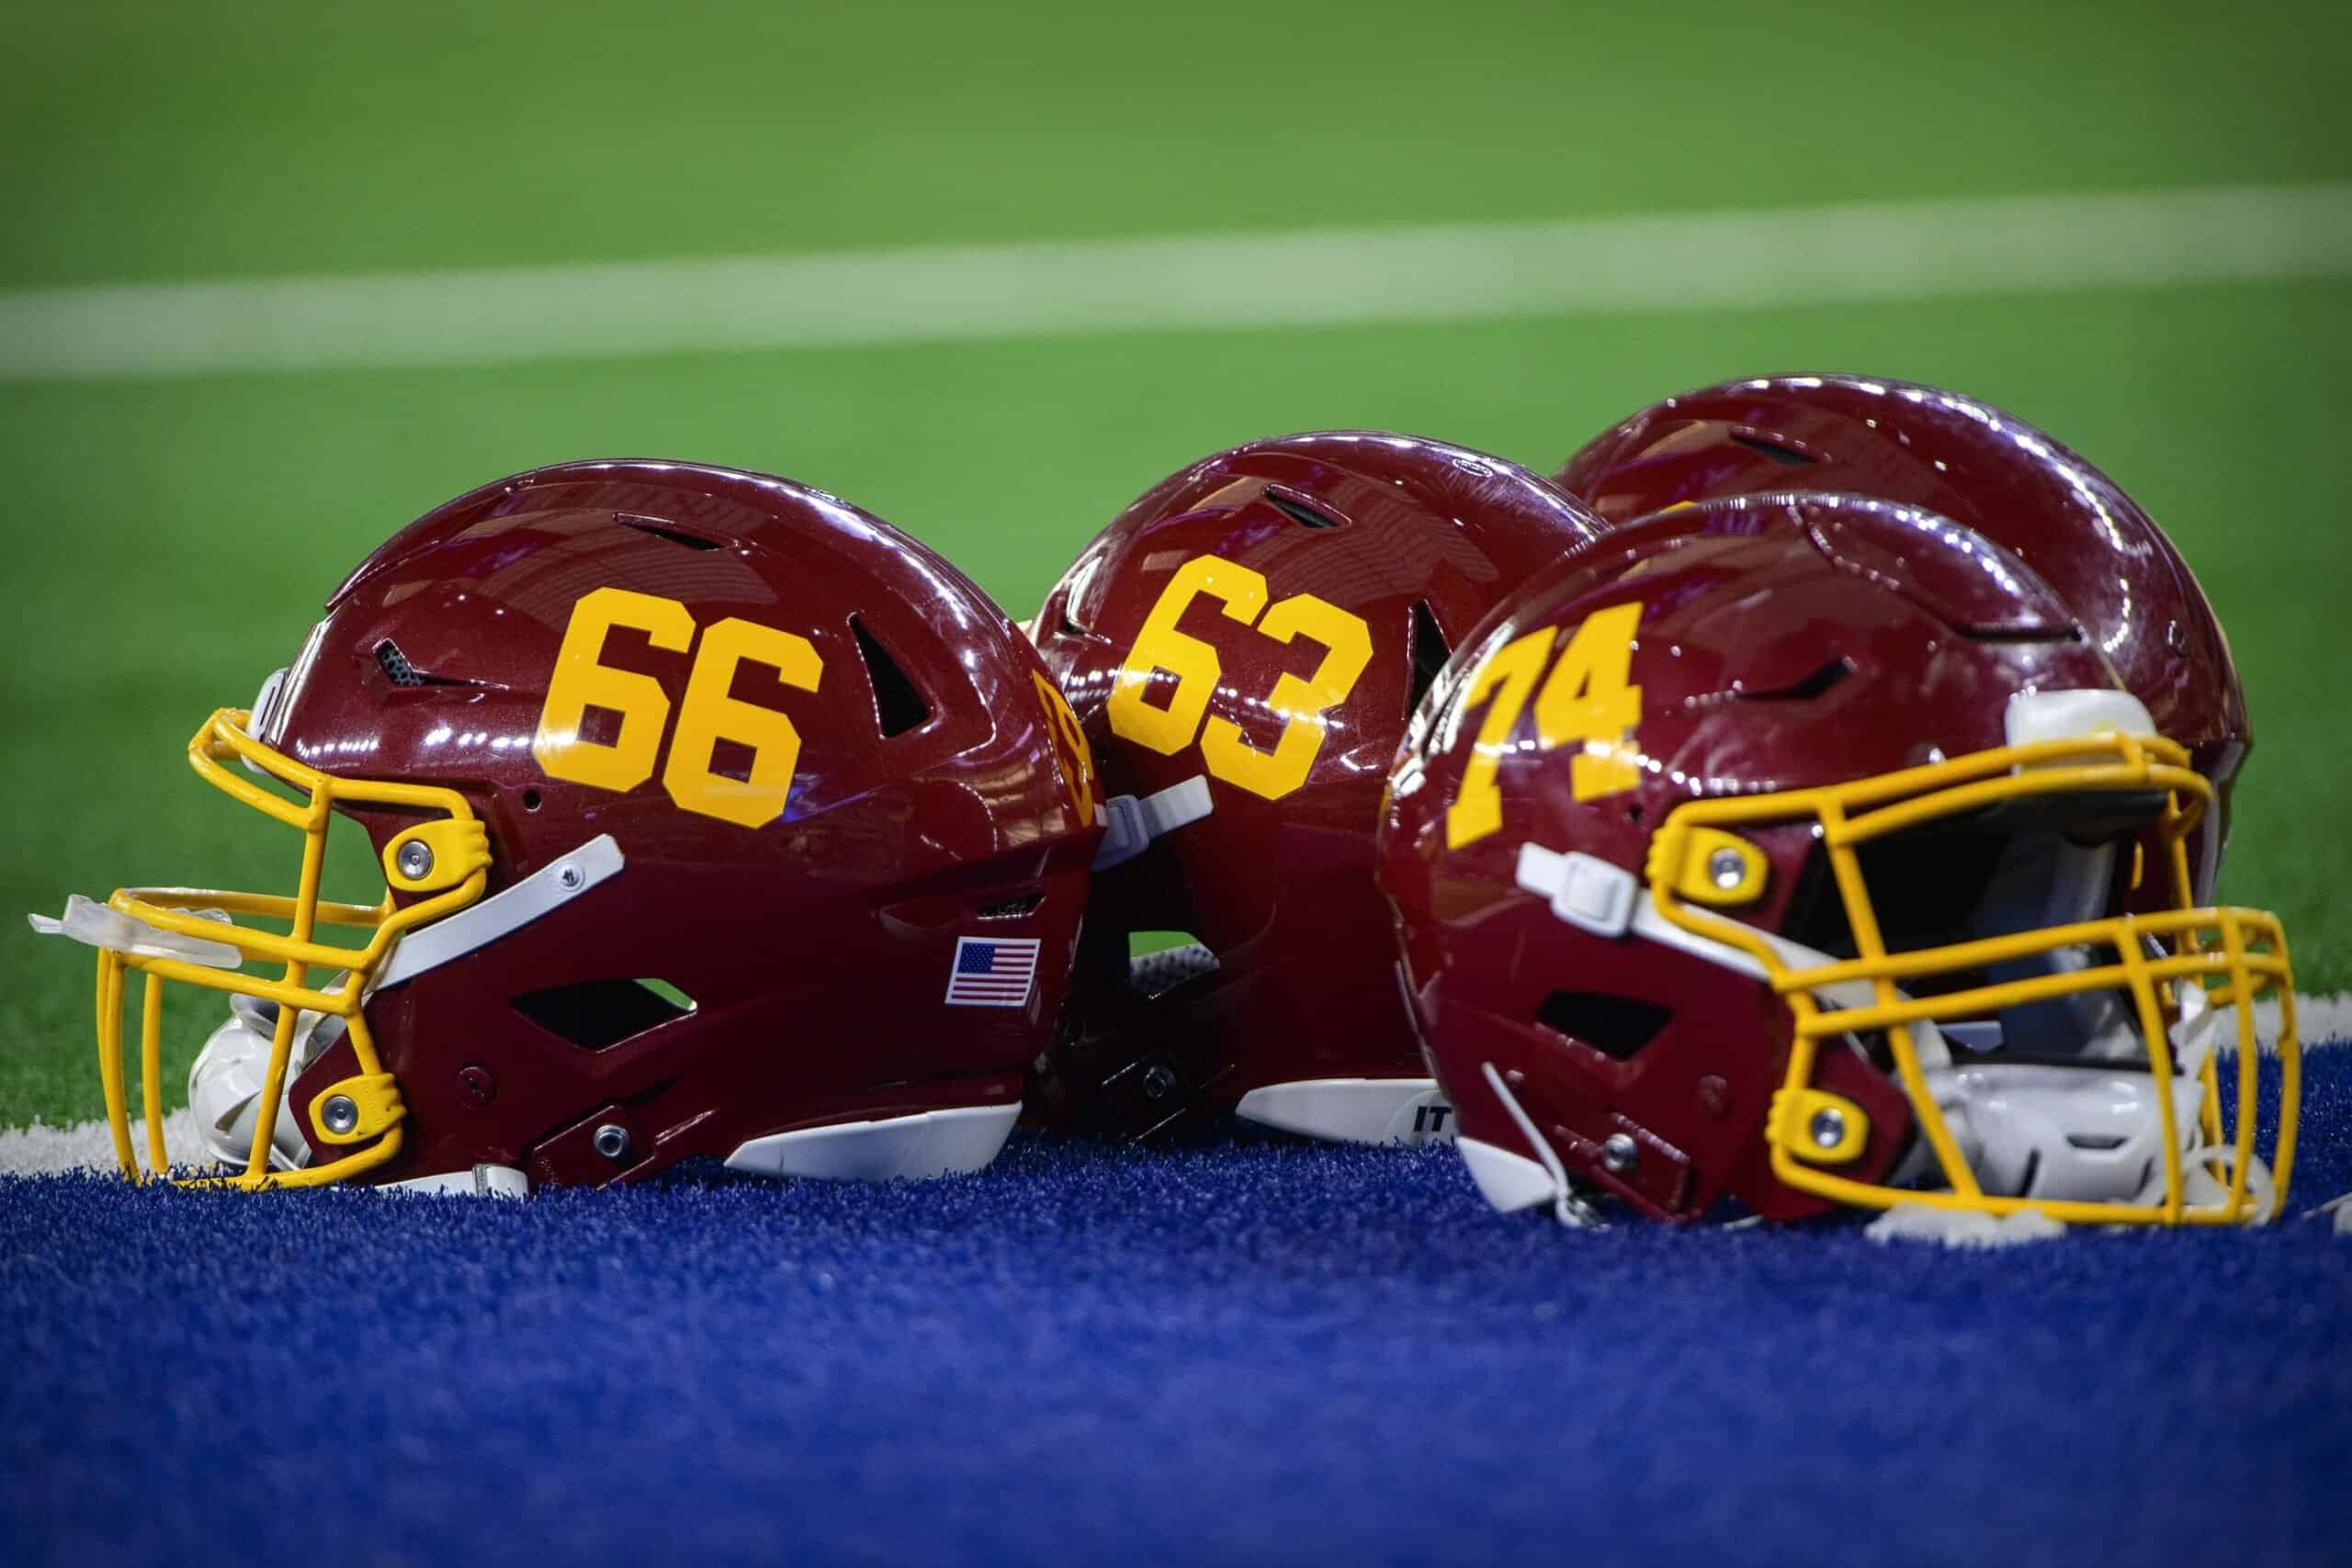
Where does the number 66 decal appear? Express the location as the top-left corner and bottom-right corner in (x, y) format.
(1105, 555), (1374, 801)
(531, 586), (821, 829)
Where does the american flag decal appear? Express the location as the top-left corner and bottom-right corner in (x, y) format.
(944, 936), (1042, 1008)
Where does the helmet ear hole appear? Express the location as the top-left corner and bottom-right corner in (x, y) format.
(1535, 991), (1669, 1061)
(1126, 932), (1216, 998)
(513, 978), (695, 1050)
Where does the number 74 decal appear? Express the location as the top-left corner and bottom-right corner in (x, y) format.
(1443, 601), (1645, 849)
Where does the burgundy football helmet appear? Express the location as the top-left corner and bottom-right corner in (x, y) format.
(1379, 493), (2299, 1228)
(32, 460), (1102, 1193)
(1026, 432), (1603, 1143)
(1555, 374), (2249, 904)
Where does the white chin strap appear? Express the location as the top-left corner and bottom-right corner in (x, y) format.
(380, 1165), (528, 1199)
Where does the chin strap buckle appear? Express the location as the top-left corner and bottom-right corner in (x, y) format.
(1515, 842), (1637, 939)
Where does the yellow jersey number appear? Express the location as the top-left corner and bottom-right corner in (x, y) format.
(1444, 601), (1644, 849)
(1032, 670), (1098, 829)
(530, 587), (822, 829)
(1104, 555), (1374, 801)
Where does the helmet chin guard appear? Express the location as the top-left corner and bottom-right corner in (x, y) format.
(1915, 1060), (2268, 1214)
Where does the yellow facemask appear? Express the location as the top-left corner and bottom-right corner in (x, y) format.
(31, 707), (490, 1189)
(1645, 726), (2296, 1227)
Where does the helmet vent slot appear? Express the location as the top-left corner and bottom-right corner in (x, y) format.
(850, 616), (931, 738)
(976, 892), (1045, 919)
(371, 638), (478, 689)
(1408, 600), (1451, 715)
(616, 513), (723, 551)
(1736, 658), (1852, 703)
(1535, 990), (1669, 1060)
(1731, 433), (1817, 467)
(1265, 491), (1343, 530)
(1962, 625), (2083, 645)
(375, 639), (426, 687)
(514, 978), (695, 1050)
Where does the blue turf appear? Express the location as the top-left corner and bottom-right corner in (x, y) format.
(6, 1056), (2348, 1568)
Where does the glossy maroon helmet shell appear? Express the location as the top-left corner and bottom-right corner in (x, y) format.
(1029, 433), (1604, 1136)
(268, 461), (1099, 1187)
(1379, 492), (2140, 1221)
(1555, 375), (2246, 900)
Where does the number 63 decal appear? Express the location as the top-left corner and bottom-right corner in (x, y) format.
(1444, 601), (1645, 849)
(1105, 555), (1374, 801)
(531, 587), (820, 829)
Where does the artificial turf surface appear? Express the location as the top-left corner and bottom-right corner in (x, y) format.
(4, 8), (2349, 1562)
(4, 1056), (2345, 1568)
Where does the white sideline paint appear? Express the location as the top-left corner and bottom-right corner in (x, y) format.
(2233, 992), (2352, 1055)
(1865, 1203), (2068, 1248)
(4, 183), (2350, 381)
(3, 997), (2341, 1179)
(0, 1106), (205, 1178)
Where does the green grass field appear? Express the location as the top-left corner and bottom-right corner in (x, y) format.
(4, 1), (2347, 1129)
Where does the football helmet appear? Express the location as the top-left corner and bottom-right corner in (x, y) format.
(1555, 374), (2248, 903)
(1379, 493), (2297, 1226)
(1027, 432), (1603, 1143)
(31, 461), (1102, 1193)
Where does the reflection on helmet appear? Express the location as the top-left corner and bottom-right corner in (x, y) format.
(1027, 432), (1604, 1145)
(1555, 373), (2249, 906)
(1379, 493), (2295, 1228)
(30, 461), (1102, 1194)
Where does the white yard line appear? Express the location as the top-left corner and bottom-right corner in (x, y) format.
(0, 1105), (204, 1179)
(4, 183), (2349, 380)
(4, 995), (2343, 1178)
(2233, 992), (2352, 1056)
